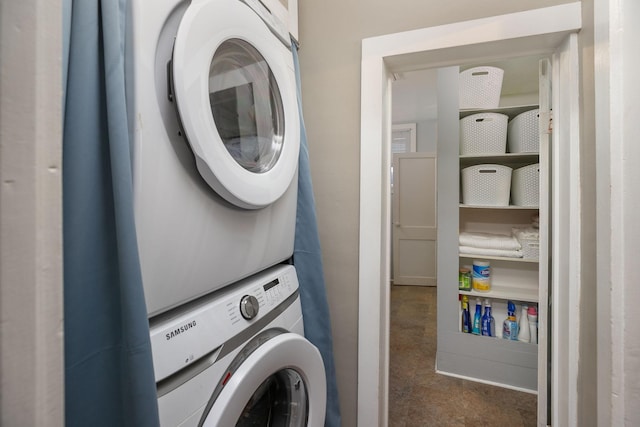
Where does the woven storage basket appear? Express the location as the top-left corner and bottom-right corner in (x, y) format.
(507, 109), (539, 153)
(511, 163), (540, 207)
(459, 66), (504, 109)
(461, 164), (512, 206)
(520, 237), (540, 259)
(460, 113), (508, 155)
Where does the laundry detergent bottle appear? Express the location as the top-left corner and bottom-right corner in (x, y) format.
(472, 299), (482, 335)
(481, 299), (495, 337)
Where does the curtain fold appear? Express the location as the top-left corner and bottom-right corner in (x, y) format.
(63, 1), (159, 426)
(292, 41), (342, 427)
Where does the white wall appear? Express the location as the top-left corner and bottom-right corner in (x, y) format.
(392, 69), (438, 152)
(578, 1), (598, 425)
(0, 1), (64, 425)
(297, 1), (577, 424)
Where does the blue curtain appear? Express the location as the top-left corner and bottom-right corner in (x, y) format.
(292, 42), (342, 427)
(63, 1), (160, 426)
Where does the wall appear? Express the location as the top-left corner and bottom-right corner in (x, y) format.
(416, 121), (437, 152)
(578, 0), (598, 425)
(297, 0), (575, 424)
(0, 1), (64, 425)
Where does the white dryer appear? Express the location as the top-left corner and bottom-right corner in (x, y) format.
(150, 264), (326, 426)
(126, 0), (300, 316)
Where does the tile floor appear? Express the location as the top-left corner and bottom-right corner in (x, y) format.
(389, 285), (537, 427)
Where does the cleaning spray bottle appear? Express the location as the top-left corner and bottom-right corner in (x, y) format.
(481, 298), (495, 337)
(502, 301), (519, 340)
(518, 304), (531, 342)
(472, 298), (482, 335)
(461, 295), (471, 333)
(528, 306), (538, 344)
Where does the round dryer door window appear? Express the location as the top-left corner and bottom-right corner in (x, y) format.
(208, 39), (284, 175)
(172, 0), (300, 209)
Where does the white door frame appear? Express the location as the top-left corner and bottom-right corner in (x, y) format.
(357, 3), (582, 426)
(594, 0), (640, 425)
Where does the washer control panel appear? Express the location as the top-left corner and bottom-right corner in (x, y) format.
(149, 264), (299, 382)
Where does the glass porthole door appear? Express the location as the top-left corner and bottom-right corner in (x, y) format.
(208, 39), (285, 175)
(200, 333), (326, 427)
(172, 0), (300, 209)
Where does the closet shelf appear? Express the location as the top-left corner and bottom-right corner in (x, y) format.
(459, 204), (539, 210)
(456, 331), (539, 347)
(459, 104), (539, 120)
(459, 285), (539, 303)
(459, 254), (538, 263)
(459, 153), (539, 168)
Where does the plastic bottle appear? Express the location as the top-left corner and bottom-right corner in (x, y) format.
(502, 301), (519, 340)
(459, 268), (472, 291)
(472, 260), (491, 292)
(461, 295), (471, 333)
(528, 306), (538, 344)
(518, 304), (531, 342)
(481, 299), (495, 337)
(472, 299), (482, 335)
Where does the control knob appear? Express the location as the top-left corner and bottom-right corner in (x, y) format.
(239, 295), (260, 320)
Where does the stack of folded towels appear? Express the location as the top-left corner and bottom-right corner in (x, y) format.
(512, 227), (540, 259)
(459, 231), (523, 258)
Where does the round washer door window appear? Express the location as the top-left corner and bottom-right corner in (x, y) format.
(172, 0), (300, 209)
(236, 368), (307, 426)
(208, 39), (285, 175)
(201, 333), (326, 426)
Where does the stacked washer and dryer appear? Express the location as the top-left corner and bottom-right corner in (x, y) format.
(126, 0), (326, 425)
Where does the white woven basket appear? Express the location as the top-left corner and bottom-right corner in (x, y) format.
(511, 163), (540, 207)
(459, 66), (504, 109)
(507, 109), (539, 153)
(460, 113), (508, 155)
(461, 164), (512, 206)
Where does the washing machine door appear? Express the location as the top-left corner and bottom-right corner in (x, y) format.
(200, 331), (326, 426)
(172, 0), (300, 209)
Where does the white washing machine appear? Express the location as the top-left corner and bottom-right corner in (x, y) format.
(150, 264), (326, 426)
(126, 0), (300, 316)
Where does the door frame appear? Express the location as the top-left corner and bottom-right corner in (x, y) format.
(357, 3), (582, 426)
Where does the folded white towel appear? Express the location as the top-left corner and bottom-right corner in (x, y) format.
(459, 231), (521, 250)
(512, 227), (540, 240)
(459, 246), (523, 258)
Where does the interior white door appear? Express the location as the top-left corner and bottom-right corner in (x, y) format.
(538, 32), (581, 427)
(392, 152), (437, 286)
(537, 56), (552, 427)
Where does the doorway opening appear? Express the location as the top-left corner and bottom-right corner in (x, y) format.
(357, 3), (582, 426)
(388, 55), (545, 425)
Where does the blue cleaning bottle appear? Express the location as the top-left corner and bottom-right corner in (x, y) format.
(481, 298), (495, 337)
(472, 299), (482, 335)
(502, 300), (519, 340)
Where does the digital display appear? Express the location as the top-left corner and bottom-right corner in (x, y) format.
(263, 278), (280, 292)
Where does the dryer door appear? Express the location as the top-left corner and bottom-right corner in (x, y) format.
(200, 332), (326, 426)
(172, 0), (300, 209)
